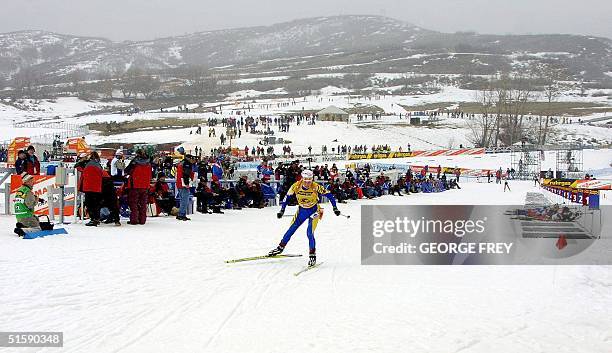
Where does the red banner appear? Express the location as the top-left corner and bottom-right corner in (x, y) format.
(10, 175), (75, 216)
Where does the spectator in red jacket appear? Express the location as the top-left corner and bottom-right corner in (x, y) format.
(25, 145), (41, 175)
(80, 152), (104, 226)
(124, 150), (153, 225)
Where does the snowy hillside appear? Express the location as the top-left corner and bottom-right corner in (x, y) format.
(1, 15), (611, 85)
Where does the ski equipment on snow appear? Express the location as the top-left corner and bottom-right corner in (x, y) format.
(294, 262), (324, 276)
(225, 254), (302, 263)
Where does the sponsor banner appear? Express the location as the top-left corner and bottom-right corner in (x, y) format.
(357, 163), (410, 172)
(542, 178), (576, 188)
(411, 165), (494, 177)
(66, 137), (91, 154)
(352, 163), (496, 178)
(348, 153), (369, 160)
(571, 179), (612, 190)
(10, 175), (75, 216)
(361, 205), (612, 265)
(235, 162), (262, 170)
(348, 152), (413, 160)
(348, 148), (485, 160)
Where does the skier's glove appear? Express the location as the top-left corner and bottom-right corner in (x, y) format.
(277, 209), (285, 218)
(333, 207), (341, 216)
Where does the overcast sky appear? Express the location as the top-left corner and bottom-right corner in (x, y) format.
(2, 0), (611, 41)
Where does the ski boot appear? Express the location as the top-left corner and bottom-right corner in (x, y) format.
(308, 253), (316, 267)
(268, 245), (285, 257)
(14, 227), (25, 237)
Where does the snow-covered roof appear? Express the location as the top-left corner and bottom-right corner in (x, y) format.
(318, 105), (348, 115)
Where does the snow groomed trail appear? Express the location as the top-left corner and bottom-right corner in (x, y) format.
(1, 181), (611, 353)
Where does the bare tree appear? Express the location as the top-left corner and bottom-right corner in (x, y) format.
(468, 70), (537, 148)
(94, 71), (115, 99)
(494, 71), (536, 146)
(119, 67), (143, 99)
(176, 66), (219, 97)
(467, 80), (497, 147)
(535, 63), (564, 144)
(136, 74), (161, 99)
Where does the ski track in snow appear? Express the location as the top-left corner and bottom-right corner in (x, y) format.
(1, 181), (611, 352)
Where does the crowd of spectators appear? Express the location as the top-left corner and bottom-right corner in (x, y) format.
(10, 144), (463, 232)
(72, 148), (277, 226)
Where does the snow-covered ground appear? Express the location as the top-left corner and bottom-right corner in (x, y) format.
(0, 92), (611, 352)
(1, 88), (610, 152)
(0, 98), (130, 144)
(84, 116), (611, 158)
(0, 97), (130, 122)
(1, 181), (611, 353)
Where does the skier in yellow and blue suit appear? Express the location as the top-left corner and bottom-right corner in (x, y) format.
(268, 170), (341, 266)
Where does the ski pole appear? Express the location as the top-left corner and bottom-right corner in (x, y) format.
(339, 213), (350, 219)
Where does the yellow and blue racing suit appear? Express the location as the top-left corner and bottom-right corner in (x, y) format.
(279, 180), (337, 254)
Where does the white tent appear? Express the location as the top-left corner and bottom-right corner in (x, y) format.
(318, 106), (349, 122)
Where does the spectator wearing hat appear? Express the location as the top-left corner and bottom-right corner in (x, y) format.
(25, 145), (40, 175)
(80, 152), (104, 226)
(110, 150), (126, 182)
(13, 173), (40, 236)
(176, 154), (195, 221)
(74, 153), (89, 173)
(124, 149), (153, 225)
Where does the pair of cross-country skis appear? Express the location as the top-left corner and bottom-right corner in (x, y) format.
(225, 254), (324, 276)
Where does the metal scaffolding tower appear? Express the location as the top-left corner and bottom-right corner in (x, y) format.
(555, 147), (584, 178)
(510, 145), (542, 180)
